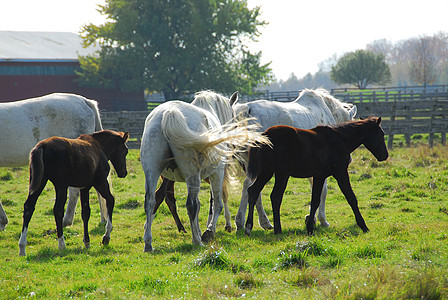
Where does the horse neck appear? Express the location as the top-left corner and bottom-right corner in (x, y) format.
(90, 133), (114, 160)
(334, 123), (371, 153)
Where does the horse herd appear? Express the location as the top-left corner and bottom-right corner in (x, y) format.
(0, 90), (388, 255)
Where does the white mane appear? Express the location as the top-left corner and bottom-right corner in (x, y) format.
(297, 88), (356, 123)
(191, 90), (234, 124)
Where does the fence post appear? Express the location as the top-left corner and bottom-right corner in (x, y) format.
(387, 104), (396, 149)
(442, 101), (447, 145)
(428, 103), (437, 148)
(405, 104), (411, 146)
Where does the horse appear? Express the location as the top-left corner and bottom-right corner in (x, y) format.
(152, 91), (239, 234)
(18, 130), (129, 256)
(233, 88), (357, 231)
(140, 97), (270, 252)
(0, 93), (105, 231)
(244, 117), (388, 236)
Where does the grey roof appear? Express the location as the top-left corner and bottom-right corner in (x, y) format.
(0, 31), (98, 61)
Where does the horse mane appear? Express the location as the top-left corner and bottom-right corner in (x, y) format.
(191, 90), (233, 124)
(331, 117), (379, 138)
(297, 88), (355, 123)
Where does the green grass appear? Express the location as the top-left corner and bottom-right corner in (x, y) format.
(1, 146), (448, 298)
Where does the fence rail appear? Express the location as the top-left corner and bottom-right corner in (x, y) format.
(103, 87), (448, 149)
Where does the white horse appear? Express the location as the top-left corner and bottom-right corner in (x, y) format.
(140, 92), (269, 252)
(233, 88), (357, 231)
(0, 93), (104, 231)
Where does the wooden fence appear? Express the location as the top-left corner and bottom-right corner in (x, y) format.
(102, 87), (448, 149)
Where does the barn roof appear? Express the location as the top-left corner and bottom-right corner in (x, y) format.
(0, 31), (98, 61)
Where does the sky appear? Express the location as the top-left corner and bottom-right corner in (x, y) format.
(1, 0), (447, 80)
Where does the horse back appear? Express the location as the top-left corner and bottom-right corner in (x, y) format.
(262, 125), (337, 178)
(34, 136), (106, 187)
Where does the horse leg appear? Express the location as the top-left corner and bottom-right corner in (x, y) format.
(306, 177), (325, 235)
(63, 187), (80, 227)
(18, 180), (47, 256)
(236, 177), (273, 231)
(54, 185), (68, 252)
(0, 202), (8, 231)
(305, 178), (330, 227)
(270, 174), (289, 235)
(185, 175), (203, 246)
(202, 170), (224, 243)
(160, 179), (187, 233)
(143, 172), (159, 252)
(154, 178), (186, 233)
(222, 179), (232, 232)
(245, 172), (272, 236)
(334, 171), (369, 232)
(94, 181), (115, 246)
(235, 176), (251, 231)
(80, 188), (91, 248)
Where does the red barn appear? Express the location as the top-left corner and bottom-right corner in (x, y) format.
(0, 31), (145, 111)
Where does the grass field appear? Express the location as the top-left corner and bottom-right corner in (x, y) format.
(1, 143), (448, 299)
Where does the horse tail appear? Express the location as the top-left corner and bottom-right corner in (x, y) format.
(161, 107), (271, 165)
(247, 145), (262, 181)
(84, 98), (103, 131)
(28, 145), (45, 194)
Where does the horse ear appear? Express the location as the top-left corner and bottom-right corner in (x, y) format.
(359, 116), (364, 120)
(376, 117), (382, 125)
(230, 91), (239, 106)
(349, 105), (357, 118)
(123, 131), (129, 143)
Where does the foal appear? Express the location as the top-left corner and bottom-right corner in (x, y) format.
(244, 117), (388, 236)
(19, 130), (129, 256)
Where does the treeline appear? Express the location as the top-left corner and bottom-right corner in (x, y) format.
(264, 32), (448, 92)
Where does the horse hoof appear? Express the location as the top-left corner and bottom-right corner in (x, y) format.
(244, 228), (252, 237)
(19, 245), (26, 256)
(201, 230), (214, 243)
(320, 220), (330, 228)
(225, 225), (232, 233)
(102, 236), (110, 246)
(144, 242), (153, 252)
(178, 226), (187, 233)
(62, 220), (73, 227)
(305, 215), (316, 225)
(84, 242), (90, 249)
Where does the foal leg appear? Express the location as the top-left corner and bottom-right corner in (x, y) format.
(306, 177), (325, 235)
(80, 189), (91, 248)
(155, 178), (186, 233)
(245, 172), (272, 236)
(334, 171), (369, 233)
(54, 186), (69, 251)
(236, 177), (273, 231)
(305, 178), (330, 227)
(270, 175), (289, 235)
(19, 180), (47, 256)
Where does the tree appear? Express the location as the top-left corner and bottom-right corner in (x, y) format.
(76, 0), (273, 99)
(330, 50), (391, 89)
(408, 36), (442, 86)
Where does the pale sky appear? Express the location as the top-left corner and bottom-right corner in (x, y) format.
(1, 0), (447, 80)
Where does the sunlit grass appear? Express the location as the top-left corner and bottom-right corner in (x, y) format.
(1, 145), (448, 298)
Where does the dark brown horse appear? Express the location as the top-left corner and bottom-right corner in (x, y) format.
(19, 130), (129, 256)
(244, 117), (388, 236)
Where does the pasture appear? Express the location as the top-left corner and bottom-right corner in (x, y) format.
(1, 143), (448, 299)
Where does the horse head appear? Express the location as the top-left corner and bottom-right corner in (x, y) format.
(110, 131), (129, 178)
(362, 117), (389, 162)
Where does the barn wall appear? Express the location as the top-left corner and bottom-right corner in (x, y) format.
(0, 61), (145, 111)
